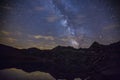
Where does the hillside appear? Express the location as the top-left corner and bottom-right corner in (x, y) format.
(0, 41), (120, 80)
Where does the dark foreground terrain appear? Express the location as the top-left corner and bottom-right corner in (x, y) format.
(0, 41), (120, 80)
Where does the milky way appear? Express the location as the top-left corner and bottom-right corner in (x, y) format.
(51, 0), (79, 48)
(0, 0), (120, 49)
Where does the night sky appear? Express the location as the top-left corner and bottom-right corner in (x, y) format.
(0, 0), (120, 49)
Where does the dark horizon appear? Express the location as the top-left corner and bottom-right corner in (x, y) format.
(0, 37), (120, 80)
(0, 40), (120, 50)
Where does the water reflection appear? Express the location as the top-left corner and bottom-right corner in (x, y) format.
(0, 68), (82, 80)
(0, 68), (55, 80)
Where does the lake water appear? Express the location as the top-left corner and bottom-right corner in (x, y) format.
(0, 68), (81, 80)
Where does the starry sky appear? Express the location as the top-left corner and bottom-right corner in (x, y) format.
(0, 0), (120, 49)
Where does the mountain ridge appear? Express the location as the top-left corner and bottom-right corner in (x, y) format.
(0, 41), (120, 80)
(0, 41), (120, 51)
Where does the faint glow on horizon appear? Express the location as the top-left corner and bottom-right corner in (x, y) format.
(70, 39), (79, 48)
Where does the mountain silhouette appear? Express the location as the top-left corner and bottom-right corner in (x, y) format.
(90, 41), (104, 49)
(0, 41), (120, 80)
